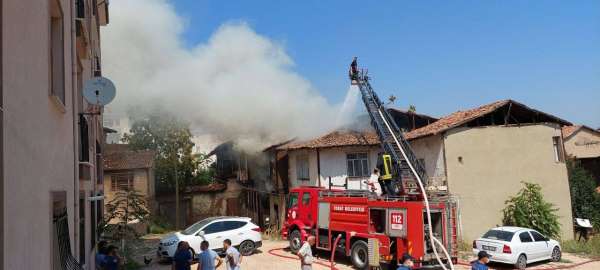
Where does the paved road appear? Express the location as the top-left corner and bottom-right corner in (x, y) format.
(136, 236), (599, 270)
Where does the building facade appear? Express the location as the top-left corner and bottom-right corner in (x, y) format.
(562, 125), (600, 186)
(2, 0), (109, 269)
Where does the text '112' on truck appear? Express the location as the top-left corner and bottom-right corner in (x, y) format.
(281, 59), (459, 270)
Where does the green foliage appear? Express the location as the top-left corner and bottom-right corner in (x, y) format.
(101, 189), (150, 240)
(122, 109), (215, 193)
(148, 216), (174, 234)
(502, 182), (561, 238)
(561, 236), (600, 257)
(567, 160), (600, 229)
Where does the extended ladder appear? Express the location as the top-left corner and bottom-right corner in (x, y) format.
(353, 71), (428, 195)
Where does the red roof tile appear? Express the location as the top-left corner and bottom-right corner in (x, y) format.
(562, 125), (581, 139)
(103, 144), (155, 171)
(277, 130), (379, 150)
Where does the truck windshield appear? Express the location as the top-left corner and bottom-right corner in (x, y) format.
(287, 192), (299, 209)
(482, 230), (514, 241)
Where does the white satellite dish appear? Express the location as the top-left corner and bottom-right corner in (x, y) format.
(83, 76), (116, 106)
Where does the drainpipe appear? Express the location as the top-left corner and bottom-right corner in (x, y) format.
(70, 0), (81, 264)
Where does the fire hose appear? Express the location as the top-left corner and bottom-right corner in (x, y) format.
(454, 258), (600, 270)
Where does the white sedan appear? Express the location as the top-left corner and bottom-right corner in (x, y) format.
(157, 216), (262, 259)
(473, 226), (561, 269)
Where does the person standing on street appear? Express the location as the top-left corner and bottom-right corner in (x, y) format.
(223, 239), (242, 270)
(197, 240), (222, 270)
(103, 245), (121, 270)
(95, 240), (108, 269)
(397, 253), (414, 270)
(172, 241), (194, 270)
(471, 251), (490, 270)
(297, 236), (316, 270)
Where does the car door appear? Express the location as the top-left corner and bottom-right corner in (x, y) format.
(530, 230), (551, 260)
(518, 231), (536, 260)
(223, 220), (248, 246)
(299, 192), (315, 227)
(201, 221), (226, 250)
(287, 192), (300, 223)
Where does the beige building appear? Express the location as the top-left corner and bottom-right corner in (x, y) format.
(2, 0), (110, 269)
(103, 144), (156, 216)
(562, 125), (600, 186)
(270, 100), (575, 241)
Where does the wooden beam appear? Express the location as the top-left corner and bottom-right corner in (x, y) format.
(504, 103), (513, 125)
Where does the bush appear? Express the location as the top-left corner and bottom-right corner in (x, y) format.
(502, 182), (561, 238)
(561, 236), (600, 257)
(567, 160), (600, 230)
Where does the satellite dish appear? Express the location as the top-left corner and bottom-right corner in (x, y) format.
(83, 76), (116, 106)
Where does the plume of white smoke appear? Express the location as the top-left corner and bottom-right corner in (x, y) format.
(102, 0), (358, 152)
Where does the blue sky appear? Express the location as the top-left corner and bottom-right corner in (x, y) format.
(171, 0), (600, 127)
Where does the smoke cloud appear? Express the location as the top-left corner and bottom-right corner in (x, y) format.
(102, 0), (357, 151)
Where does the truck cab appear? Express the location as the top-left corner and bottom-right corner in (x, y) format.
(282, 186), (321, 250)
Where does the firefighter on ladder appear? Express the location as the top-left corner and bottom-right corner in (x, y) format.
(377, 153), (397, 196)
(349, 56), (358, 81)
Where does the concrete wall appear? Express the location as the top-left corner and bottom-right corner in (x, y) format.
(409, 134), (448, 190)
(287, 146), (379, 190)
(564, 129), (600, 159)
(443, 124), (574, 241)
(3, 1), (108, 268)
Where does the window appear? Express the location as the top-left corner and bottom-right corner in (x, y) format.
(79, 115), (89, 162)
(482, 230), (514, 242)
(181, 219), (213, 235)
(296, 154), (309, 181)
(50, 0), (65, 106)
(519, 232), (533, 243)
(347, 153), (369, 177)
(223, 221), (246, 231)
(552, 136), (565, 163)
(203, 222), (225, 234)
(530, 231), (547, 242)
(78, 193), (86, 264)
(302, 192), (311, 205)
(287, 192), (299, 209)
(110, 173), (134, 191)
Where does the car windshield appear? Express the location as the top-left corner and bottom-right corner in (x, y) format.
(482, 230), (514, 241)
(181, 219), (213, 235)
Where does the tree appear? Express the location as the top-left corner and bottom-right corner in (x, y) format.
(101, 190), (150, 244)
(123, 110), (213, 193)
(567, 160), (600, 229)
(502, 182), (561, 238)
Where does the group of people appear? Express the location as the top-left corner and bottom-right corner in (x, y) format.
(172, 239), (242, 270)
(95, 241), (122, 270)
(296, 235), (491, 270)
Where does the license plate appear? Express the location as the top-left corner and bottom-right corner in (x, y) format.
(482, 245), (496, 251)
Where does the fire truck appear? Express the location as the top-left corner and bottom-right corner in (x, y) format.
(282, 60), (459, 269)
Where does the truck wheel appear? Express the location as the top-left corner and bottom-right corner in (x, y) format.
(351, 240), (369, 270)
(289, 230), (302, 252)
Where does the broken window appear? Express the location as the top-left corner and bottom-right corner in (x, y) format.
(347, 153), (369, 177)
(552, 136), (565, 163)
(296, 154), (309, 181)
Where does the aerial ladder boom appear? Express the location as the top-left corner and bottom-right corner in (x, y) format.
(350, 65), (428, 195)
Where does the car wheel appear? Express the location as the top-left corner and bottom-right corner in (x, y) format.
(289, 230), (302, 252)
(351, 240), (369, 270)
(515, 254), (527, 269)
(239, 240), (255, 256)
(551, 246), (562, 262)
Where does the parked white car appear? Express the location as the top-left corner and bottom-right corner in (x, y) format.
(473, 226), (561, 269)
(157, 216), (262, 259)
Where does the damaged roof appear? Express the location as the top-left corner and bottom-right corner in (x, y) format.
(104, 144), (155, 171)
(277, 130), (379, 150)
(404, 99), (571, 140)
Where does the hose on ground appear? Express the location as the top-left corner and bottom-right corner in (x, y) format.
(268, 247), (340, 270)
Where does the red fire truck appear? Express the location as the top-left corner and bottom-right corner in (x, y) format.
(282, 60), (459, 269)
(282, 187), (458, 269)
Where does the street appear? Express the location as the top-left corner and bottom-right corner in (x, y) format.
(134, 235), (600, 270)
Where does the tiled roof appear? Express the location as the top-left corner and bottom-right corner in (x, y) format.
(562, 125), (581, 139)
(562, 125), (600, 139)
(104, 144), (155, 171)
(404, 100), (571, 140)
(277, 130), (379, 150)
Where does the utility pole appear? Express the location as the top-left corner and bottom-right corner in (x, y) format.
(174, 165), (180, 230)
